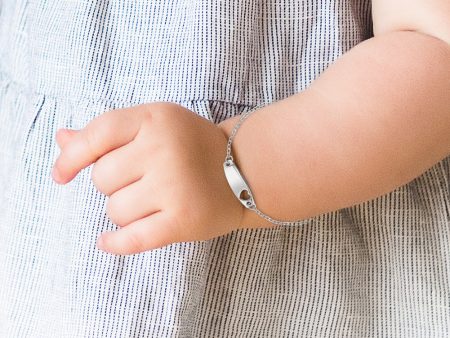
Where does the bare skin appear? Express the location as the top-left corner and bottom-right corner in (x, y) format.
(52, 1), (450, 255)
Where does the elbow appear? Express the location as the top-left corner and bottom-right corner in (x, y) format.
(373, 8), (450, 47)
(375, 27), (450, 49)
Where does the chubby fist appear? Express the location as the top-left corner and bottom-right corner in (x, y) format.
(52, 102), (246, 255)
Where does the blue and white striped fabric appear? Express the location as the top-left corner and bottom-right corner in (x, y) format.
(1, 1), (449, 337)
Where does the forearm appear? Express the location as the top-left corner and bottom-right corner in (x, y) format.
(219, 31), (450, 228)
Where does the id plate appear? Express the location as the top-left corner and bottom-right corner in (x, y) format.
(223, 160), (256, 209)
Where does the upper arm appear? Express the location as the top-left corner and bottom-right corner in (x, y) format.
(372, 0), (450, 44)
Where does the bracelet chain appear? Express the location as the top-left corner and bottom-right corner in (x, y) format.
(225, 105), (306, 227)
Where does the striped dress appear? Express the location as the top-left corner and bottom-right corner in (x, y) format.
(0, 1), (449, 337)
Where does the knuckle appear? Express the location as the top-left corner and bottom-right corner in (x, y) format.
(141, 102), (155, 114)
(105, 196), (126, 227)
(147, 102), (178, 120)
(85, 117), (113, 156)
(84, 126), (102, 158)
(124, 231), (145, 253)
(91, 162), (110, 195)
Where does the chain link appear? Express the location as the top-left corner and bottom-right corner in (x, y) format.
(225, 106), (260, 162)
(224, 105), (306, 227)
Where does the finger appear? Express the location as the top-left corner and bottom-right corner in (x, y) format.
(105, 176), (161, 226)
(97, 211), (179, 255)
(55, 129), (78, 149)
(53, 106), (146, 184)
(91, 141), (146, 196)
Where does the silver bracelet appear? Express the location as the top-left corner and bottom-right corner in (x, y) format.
(223, 106), (306, 226)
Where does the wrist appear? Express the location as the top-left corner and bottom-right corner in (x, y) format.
(217, 114), (280, 230)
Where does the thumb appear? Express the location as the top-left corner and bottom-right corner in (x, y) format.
(56, 129), (79, 149)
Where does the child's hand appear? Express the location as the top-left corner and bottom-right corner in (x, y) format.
(52, 102), (247, 255)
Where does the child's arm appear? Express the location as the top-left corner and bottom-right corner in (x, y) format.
(219, 0), (450, 228)
(52, 0), (449, 255)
